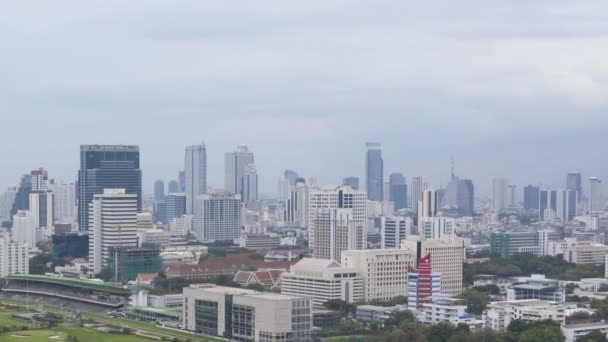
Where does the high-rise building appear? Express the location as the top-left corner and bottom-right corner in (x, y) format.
(0, 233), (29, 277)
(492, 178), (509, 212)
(380, 216), (412, 248)
(342, 176), (360, 191)
(540, 189), (577, 222)
(154, 180), (165, 203)
(457, 179), (475, 216)
(30, 168), (49, 191)
(0, 188), (17, 222)
(78, 145), (142, 232)
(278, 170), (300, 201)
(225, 145), (254, 198)
(507, 185), (517, 208)
(566, 172), (583, 201)
(193, 193), (242, 242)
(389, 173), (407, 210)
(88, 189), (138, 275)
(419, 217), (455, 240)
(12, 210), (38, 248)
(241, 163), (259, 208)
(167, 179), (179, 194)
(178, 171), (185, 192)
(401, 235), (465, 296)
(308, 185), (367, 258)
(365, 142), (383, 201)
(312, 208), (365, 262)
(410, 176), (429, 213)
(164, 193), (186, 224)
(285, 180), (309, 228)
(184, 143), (207, 214)
(11, 174), (32, 220)
(51, 181), (76, 225)
(407, 253), (441, 310)
(342, 249), (416, 302)
(29, 190), (54, 237)
(589, 177), (603, 213)
(419, 189), (438, 219)
(523, 185), (540, 210)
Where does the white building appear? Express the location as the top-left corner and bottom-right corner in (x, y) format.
(88, 189), (138, 274)
(421, 297), (482, 331)
(312, 208), (365, 262)
(308, 185), (367, 256)
(483, 300), (565, 332)
(183, 284), (312, 342)
(342, 249), (415, 302)
(492, 178), (509, 212)
(589, 177), (603, 213)
(12, 210), (39, 248)
(562, 322), (608, 342)
(184, 143), (207, 214)
(380, 216), (411, 248)
(224, 145), (254, 198)
(0, 188), (17, 222)
(242, 163), (259, 209)
(0, 233), (29, 277)
(29, 190), (54, 238)
(51, 181), (76, 224)
(285, 181), (309, 228)
(419, 217), (455, 240)
(169, 214), (193, 236)
(418, 189), (438, 220)
(138, 228), (170, 247)
(410, 176), (429, 213)
(547, 238), (608, 264)
(280, 258), (364, 308)
(401, 235), (465, 296)
(193, 193), (242, 242)
(408, 270), (441, 310)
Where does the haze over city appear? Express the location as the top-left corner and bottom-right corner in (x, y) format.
(3, 1), (608, 195)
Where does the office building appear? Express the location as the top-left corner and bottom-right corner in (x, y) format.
(566, 172), (583, 201)
(547, 238), (608, 264)
(0, 233), (29, 277)
(78, 145), (142, 231)
(30, 168), (49, 191)
(108, 245), (162, 283)
(88, 189), (138, 275)
(154, 179), (165, 203)
(380, 216), (412, 248)
(52, 232), (89, 258)
(410, 176), (429, 213)
(29, 190), (54, 237)
(457, 179), (475, 216)
(540, 189), (577, 222)
(492, 178), (509, 212)
(167, 179), (179, 194)
(184, 143), (207, 214)
(285, 180), (309, 228)
(484, 300), (565, 333)
(589, 177), (603, 213)
(507, 185), (517, 207)
(342, 249), (415, 302)
(506, 275), (565, 302)
(388, 173), (407, 210)
(419, 189), (438, 219)
(178, 171), (186, 192)
(490, 229), (543, 257)
(164, 193), (186, 224)
(12, 210), (39, 248)
(562, 323), (608, 342)
(419, 217), (455, 240)
(523, 185), (540, 210)
(407, 253), (441, 310)
(241, 163), (259, 208)
(342, 176), (360, 191)
(51, 181), (76, 224)
(10, 174), (32, 219)
(312, 208), (365, 262)
(280, 258), (364, 308)
(225, 144), (254, 198)
(308, 185), (367, 257)
(193, 193), (242, 242)
(183, 285), (312, 342)
(0, 188), (17, 222)
(278, 170), (300, 201)
(169, 214), (193, 237)
(401, 235), (465, 296)
(365, 142), (383, 201)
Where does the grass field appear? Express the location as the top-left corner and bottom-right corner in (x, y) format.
(0, 327), (154, 342)
(0, 308), (34, 329)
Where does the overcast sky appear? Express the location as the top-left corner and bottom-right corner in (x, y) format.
(2, 1), (608, 196)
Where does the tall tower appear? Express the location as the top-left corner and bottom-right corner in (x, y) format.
(224, 145), (254, 198)
(78, 145), (142, 232)
(410, 176), (429, 214)
(88, 188), (138, 274)
(154, 180), (165, 203)
(492, 178), (509, 212)
(589, 177), (603, 213)
(389, 173), (407, 210)
(184, 143), (207, 214)
(29, 190), (54, 237)
(566, 172), (583, 202)
(193, 193), (242, 242)
(241, 163), (259, 208)
(365, 142), (383, 201)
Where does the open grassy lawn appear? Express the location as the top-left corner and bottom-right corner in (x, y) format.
(0, 327), (152, 342)
(0, 308), (34, 329)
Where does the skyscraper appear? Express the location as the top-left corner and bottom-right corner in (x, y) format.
(507, 185), (517, 208)
(278, 170), (300, 201)
(88, 189), (138, 274)
(286, 180), (309, 228)
(10, 174), (32, 220)
(492, 178), (509, 212)
(29, 190), (54, 237)
(342, 176), (360, 191)
(193, 193), (242, 242)
(567, 172), (583, 200)
(419, 189), (438, 219)
(410, 176), (429, 214)
(241, 163), (259, 208)
(30, 168), (49, 191)
(51, 180), (76, 225)
(164, 193), (186, 224)
(0, 188), (17, 222)
(78, 145), (142, 232)
(365, 142), (383, 201)
(184, 143), (207, 214)
(457, 179), (475, 216)
(389, 173), (407, 210)
(523, 185), (540, 210)
(167, 180), (179, 194)
(589, 177), (603, 213)
(539, 189), (577, 222)
(225, 145), (254, 198)
(154, 180), (165, 203)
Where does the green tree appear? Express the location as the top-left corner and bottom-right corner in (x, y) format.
(458, 289), (489, 315)
(578, 330), (608, 342)
(96, 267), (114, 282)
(425, 322), (456, 342)
(518, 320), (563, 342)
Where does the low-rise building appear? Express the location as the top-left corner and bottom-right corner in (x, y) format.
(280, 258), (364, 308)
(355, 305), (403, 325)
(548, 238), (608, 264)
(420, 297), (483, 331)
(183, 284), (312, 342)
(483, 300), (565, 332)
(506, 274), (565, 303)
(233, 269), (286, 289)
(239, 234), (281, 250)
(561, 322), (608, 342)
